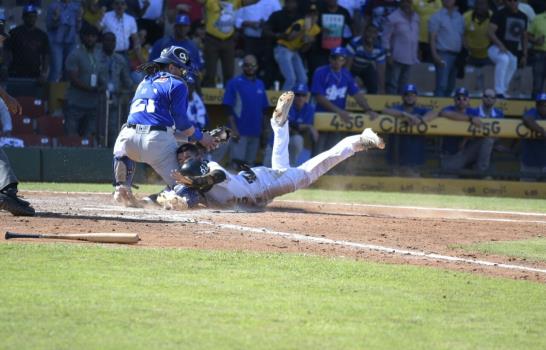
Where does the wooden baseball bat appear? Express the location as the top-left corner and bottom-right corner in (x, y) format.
(5, 232), (141, 244)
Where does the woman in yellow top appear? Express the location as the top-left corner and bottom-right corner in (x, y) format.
(199, 0), (258, 87)
(82, 0), (105, 30)
(412, 0), (442, 63)
(463, 0), (492, 68)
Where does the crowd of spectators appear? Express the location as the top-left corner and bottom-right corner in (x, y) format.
(0, 0), (544, 179)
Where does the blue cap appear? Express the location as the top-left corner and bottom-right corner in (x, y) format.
(330, 46), (349, 57)
(23, 5), (38, 14)
(403, 84), (418, 95)
(536, 92), (546, 102)
(455, 87), (469, 97)
(293, 83), (308, 95)
(175, 14), (191, 26)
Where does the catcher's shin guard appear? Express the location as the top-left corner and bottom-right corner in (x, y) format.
(113, 156), (136, 187)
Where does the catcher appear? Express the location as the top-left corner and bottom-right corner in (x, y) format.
(157, 91), (385, 210)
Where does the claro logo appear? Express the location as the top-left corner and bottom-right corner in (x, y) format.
(379, 117), (428, 134)
(515, 123), (544, 138)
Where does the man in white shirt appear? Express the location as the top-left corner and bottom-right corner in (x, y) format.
(100, 0), (139, 57)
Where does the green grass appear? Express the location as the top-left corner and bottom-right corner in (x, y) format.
(19, 182), (546, 213)
(458, 238), (546, 263)
(1, 244), (545, 350)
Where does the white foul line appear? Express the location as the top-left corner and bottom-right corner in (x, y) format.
(196, 220), (546, 275)
(276, 199), (546, 217)
(70, 207), (546, 275)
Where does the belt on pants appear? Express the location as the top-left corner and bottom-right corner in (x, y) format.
(126, 123), (168, 132)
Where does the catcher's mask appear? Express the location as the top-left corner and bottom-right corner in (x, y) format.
(179, 158), (209, 177)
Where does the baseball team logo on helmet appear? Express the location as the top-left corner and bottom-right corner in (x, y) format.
(154, 45), (191, 68)
(179, 159), (210, 177)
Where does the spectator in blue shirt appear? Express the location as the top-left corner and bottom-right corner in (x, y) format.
(520, 92), (546, 180)
(382, 84), (439, 177)
(46, 0), (82, 82)
(346, 24), (386, 94)
(150, 14), (204, 78)
(311, 46), (378, 152)
(287, 83), (318, 165)
(429, 0), (465, 97)
(438, 87), (486, 175)
(470, 88), (505, 175)
(223, 54), (270, 168)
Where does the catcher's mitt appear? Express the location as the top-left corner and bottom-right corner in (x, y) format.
(210, 126), (236, 143)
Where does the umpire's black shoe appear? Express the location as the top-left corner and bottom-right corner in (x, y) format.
(0, 190), (35, 216)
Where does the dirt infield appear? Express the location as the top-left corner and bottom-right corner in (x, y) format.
(2, 191), (546, 283)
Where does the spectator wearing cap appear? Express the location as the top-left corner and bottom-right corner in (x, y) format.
(520, 92), (546, 180)
(528, 9), (546, 98)
(46, 0), (82, 82)
(287, 83), (318, 165)
(413, 0), (442, 63)
(438, 87), (488, 175)
(346, 24), (386, 94)
(311, 46), (378, 152)
(429, 0), (465, 97)
(100, 0), (140, 59)
(150, 14), (204, 81)
(64, 25), (106, 144)
(487, 0), (528, 98)
(382, 0), (420, 95)
(235, 0), (281, 88)
(467, 87), (505, 175)
(97, 31), (133, 147)
(382, 84), (439, 176)
(462, 0), (492, 92)
(222, 54), (269, 168)
(5, 5), (50, 85)
(307, 0), (353, 76)
(200, 0), (259, 87)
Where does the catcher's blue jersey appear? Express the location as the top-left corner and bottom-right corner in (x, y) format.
(127, 72), (192, 131)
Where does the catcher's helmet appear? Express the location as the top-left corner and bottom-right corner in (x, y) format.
(179, 159), (209, 177)
(153, 46), (191, 68)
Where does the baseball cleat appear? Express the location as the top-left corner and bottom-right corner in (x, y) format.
(113, 185), (142, 208)
(360, 128), (385, 150)
(0, 192), (35, 216)
(272, 91), (294, 126)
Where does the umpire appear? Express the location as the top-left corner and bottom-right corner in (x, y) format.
(0, 88), (34, 216)
(112, 45), (216, 207)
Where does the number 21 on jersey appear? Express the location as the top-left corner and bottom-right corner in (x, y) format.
(130, 99), (156, 114)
